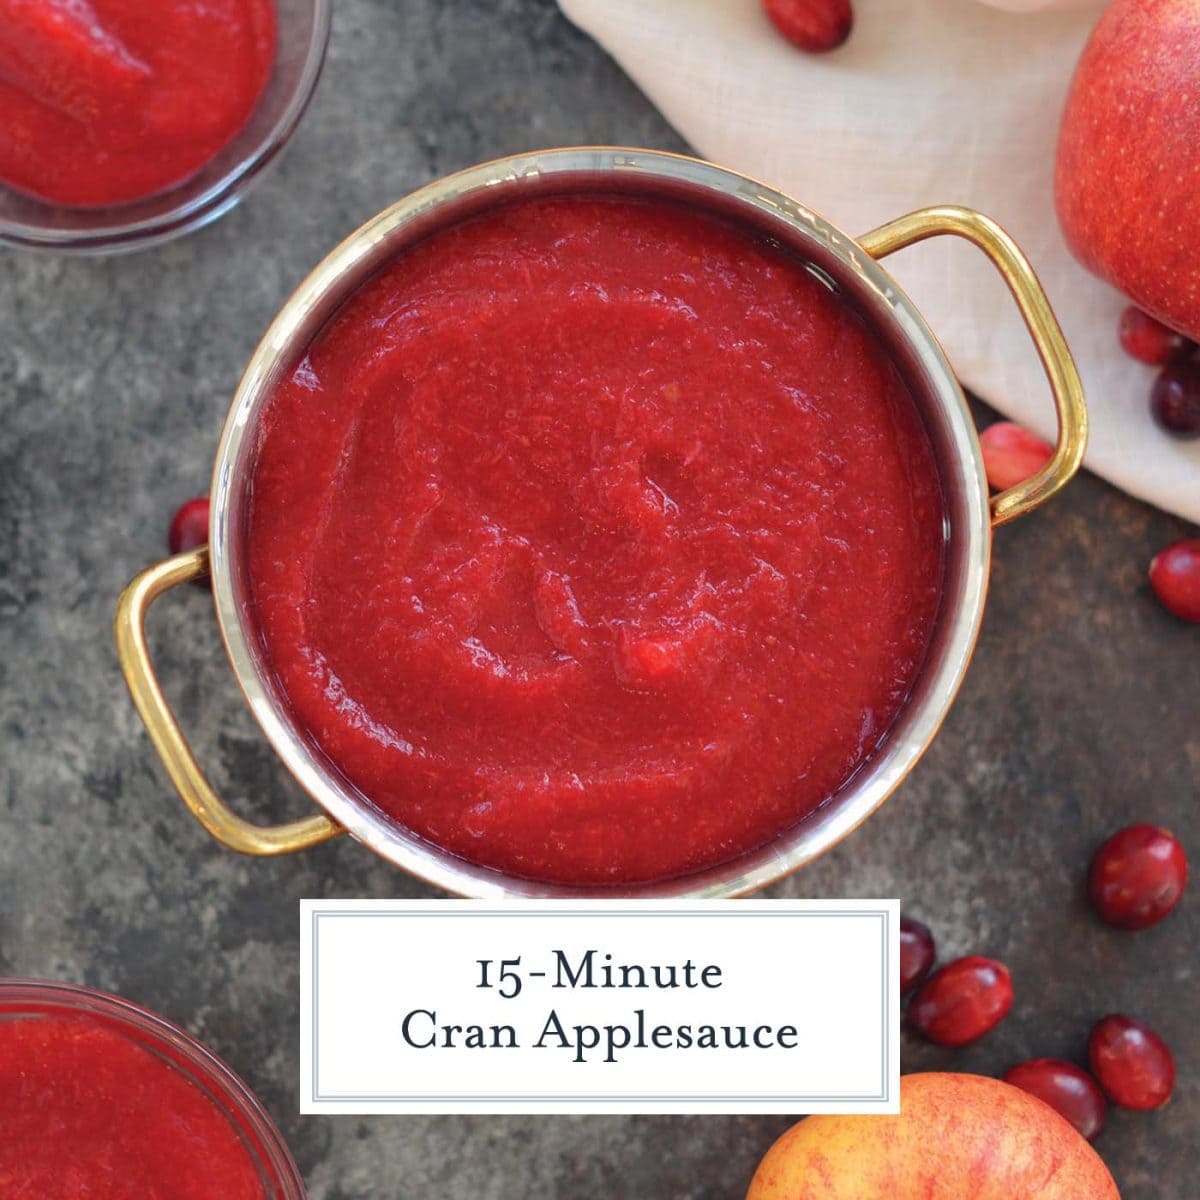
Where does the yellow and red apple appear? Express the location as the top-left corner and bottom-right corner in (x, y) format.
(1056, 0), (1200, 340)
(746, 1073), (1120, 1199)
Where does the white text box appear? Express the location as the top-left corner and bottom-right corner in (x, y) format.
(300, 899), (899, 1115)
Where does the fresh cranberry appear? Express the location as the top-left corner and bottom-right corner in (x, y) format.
(1150, 539), (1200, 623)
(908, 955), (1013, 1047)
(1089, 824), (1188, 930)
(1119, 306), (1192, 366)
(1088, 1015), (1175, 1110)
(1003, 1059), (1107, 1141)
(899, 917), (936, 996)
(168, 496), (210, 556)
(763, 0), (853, 53)
(1151, 360), (1200, 438)
(978, 422), (1053, 491)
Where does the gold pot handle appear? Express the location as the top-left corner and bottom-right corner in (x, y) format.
(114, 546), (343, 855)
(858, 206), (1087, 526)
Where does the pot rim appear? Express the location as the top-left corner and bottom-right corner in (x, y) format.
(0, 978), (306, 1197)
(208, 146), (991, 898)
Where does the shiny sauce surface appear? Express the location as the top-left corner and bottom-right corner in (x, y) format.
(248, 195), (947, 884)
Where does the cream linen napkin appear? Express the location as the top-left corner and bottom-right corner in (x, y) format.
(558, 0), (1200, 523)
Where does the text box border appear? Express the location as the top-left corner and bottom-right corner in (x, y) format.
(304, 903), (894, 1108)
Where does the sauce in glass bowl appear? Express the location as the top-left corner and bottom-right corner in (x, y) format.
(0, 0), (275, 207)
(0, 1007), (268, 1197)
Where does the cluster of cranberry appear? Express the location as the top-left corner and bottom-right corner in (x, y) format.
(902, 824), (1188, 1141)
(980, 305), (1200, 626)
(1118, 307), (1200, 622)
(1119, 307), (1200, 438)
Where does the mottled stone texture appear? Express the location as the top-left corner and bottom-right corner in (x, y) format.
(0, 1), (1195, 1196)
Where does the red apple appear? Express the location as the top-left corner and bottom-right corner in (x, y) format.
(745, 1073), (1120, 1199)
(1056, 0), (1200, 340)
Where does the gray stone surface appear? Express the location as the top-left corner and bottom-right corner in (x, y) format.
(0, 1), (1195, 1196)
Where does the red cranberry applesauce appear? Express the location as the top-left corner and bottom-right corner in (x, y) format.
(0, 1011), (264, 1198)
(247, 195), (947, 884)
(0, 0), (275, 207)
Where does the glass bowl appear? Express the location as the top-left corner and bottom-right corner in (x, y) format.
(0, 979), (306, 1198)
(0, 0), (331, 255)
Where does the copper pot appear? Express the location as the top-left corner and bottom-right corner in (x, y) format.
(116, 148), (1086, 898)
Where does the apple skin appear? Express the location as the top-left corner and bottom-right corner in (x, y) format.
(1056, 0), (1200, 339)
(745, 1073), (1120, 1199)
